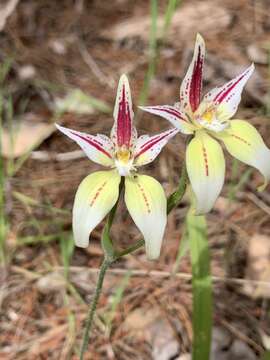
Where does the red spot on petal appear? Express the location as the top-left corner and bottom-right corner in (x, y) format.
(202, 145), (209, 176)
(90, 181), (107, 207)
(231, 134), (251, 146)
(213, 69), (249, 104)
(137, 182), (151, 213)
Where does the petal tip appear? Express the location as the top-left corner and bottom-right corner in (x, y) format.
(247, 62), (255, 75)
(257, 180), (268, 192)
(146, 254), (160, 261)
(119, 73), (129, 85)
(145, 243), (161, 260)
(74, 240), (89, 248)
(196, 33), (205, 44)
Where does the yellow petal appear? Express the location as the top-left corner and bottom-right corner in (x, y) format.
(186, 130), (225, 214)
(73, 170), (121, 247)
(214, 120), (270, 190)
(124, 175), (167, 260)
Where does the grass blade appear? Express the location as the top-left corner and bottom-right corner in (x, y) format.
(187, 209), (212, 360)
(0, 93), (6, 264)
(103, 271), (131, 335)
(60, 233), (75, 279)
(138, 0), (158, 106)
(172, 227), (189, 274)
(162, 0), (181, 39)
(262, 351), (270, 360)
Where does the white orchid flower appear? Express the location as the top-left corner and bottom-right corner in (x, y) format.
(140, 34), (270, 214)
(56, 75), (178, 259)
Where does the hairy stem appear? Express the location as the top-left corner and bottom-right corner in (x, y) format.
(79, 258), (111, 360)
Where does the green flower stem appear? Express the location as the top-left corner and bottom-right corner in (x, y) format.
(167, 164), (188, 213)
(79, 164), (188, 359)
(187, 210), (212, 360)
(115, 239), (145, 258)
(101, 178), (125, 260)
(79, 258), (110, 360)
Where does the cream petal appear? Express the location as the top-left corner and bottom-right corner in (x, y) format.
(124, 175), (167, 260)
(214, 120), (270, 190)
(73, 170), (121, 247)
(186, 131), (225, 214)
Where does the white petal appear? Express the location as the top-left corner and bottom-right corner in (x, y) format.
(111, 74), (137, 149)
(134, 128), (178, 166)
(203, 64), (254, 120)
(56, 124), (114, 166)
(180, 33), (205, 112)
(186, 131), (225, 214)
(73, 170), (121, 247)
(139, 105), (194, 134)
(125, 175), (167, 259)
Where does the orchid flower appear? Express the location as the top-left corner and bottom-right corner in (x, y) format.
(56, 75), (178, 259)
(140, 34), (270, 214)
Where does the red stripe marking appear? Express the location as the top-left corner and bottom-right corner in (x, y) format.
(189, 46), (204, 112)
(154, 107), (189, 123)
(90, 181), (107, 207)
(137, 183), (151, 214)
(202, 145), (209, 176)
(134, 130), (175, 159)
(231, 134), (251, 146)
(214, 72), (246, 104)
(117, 85), (132, 147)
(71, 132), (112, 158)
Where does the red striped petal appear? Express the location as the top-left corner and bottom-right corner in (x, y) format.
(180, 34), (205, 112)
(56, 124), (114, 166)
(134, 128), (178, 166)
(111, 74), (137, 149)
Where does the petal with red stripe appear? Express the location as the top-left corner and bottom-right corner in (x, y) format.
(134, 128), (178, 166)
(180, 33), (205, 112)
(73, 170), (121, 247)
(111, 74), (137, 149)
(139, 105), (195, 134)
(214, 120), (270, 190)
(56, 124), (114, 166)
(186, 131), (225, 214)
(203, 64), (254, 120)
(125, 174), (167, 260)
